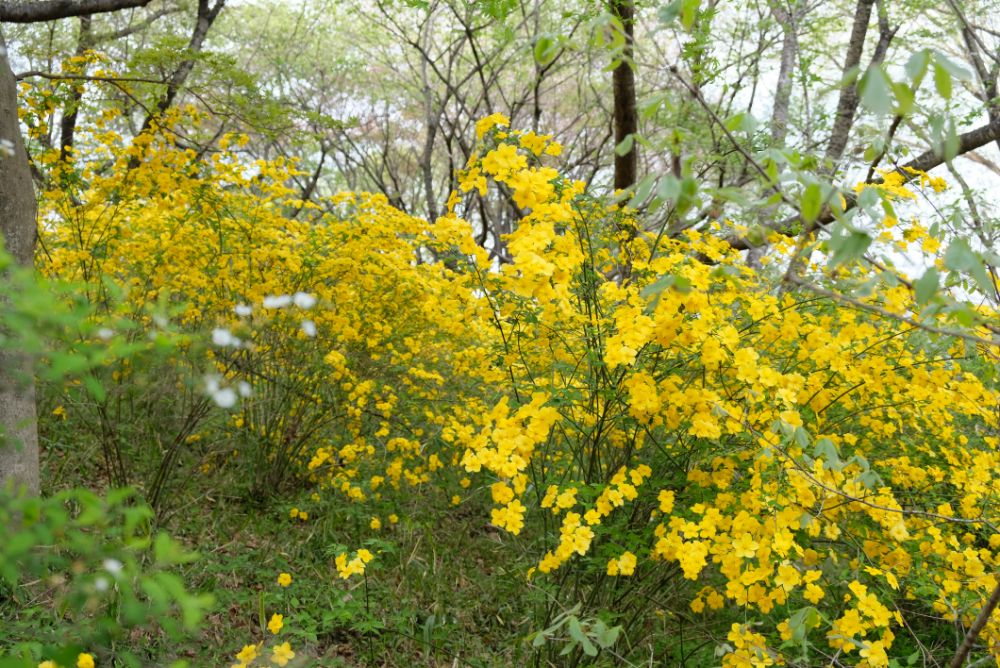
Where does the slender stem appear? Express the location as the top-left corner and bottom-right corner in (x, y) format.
(949, 578), (1000, 668)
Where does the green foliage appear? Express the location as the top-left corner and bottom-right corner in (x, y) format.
(0, 488), (212, 667)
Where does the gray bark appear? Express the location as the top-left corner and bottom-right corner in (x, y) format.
(0, 29), (40, 495)
(138, 0), (225, 134)
(769, 2), (799, 147)
(825, 0), (875, 162)
(0, 0), (153, 22)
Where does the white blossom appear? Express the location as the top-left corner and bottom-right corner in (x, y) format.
(293, 292), (317, 309)
(263, 294), (292, 309)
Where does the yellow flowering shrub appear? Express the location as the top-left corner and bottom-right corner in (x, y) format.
(447, 118), (1000, 665)
(28, 90), (1000, 665)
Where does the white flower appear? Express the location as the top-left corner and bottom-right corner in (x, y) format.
(212, 388), (237, 408)
(293, 292), (317, 309)
(205, 376), (238, 409)
(237, 381), (252, 397)
(96, 328), (114, 340)
(301, 319), (317, 337)
(94, 576), (109, 592)
(103, 558), (123, 576)
(234, 303), (253, 317)
(263, 295), (292, 309)
(212, 328), (236, 346)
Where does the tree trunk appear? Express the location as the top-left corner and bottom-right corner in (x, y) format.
(769, 2), (800, 148)
(610, 0), (637, 192)
(59, 14), (92, 161)
(825, 0), (875, 163)
(0, 28), (40, 495)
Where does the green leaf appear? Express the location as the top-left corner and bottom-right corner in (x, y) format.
(943, 238), (993, 295)
(933, 61), (952, 100)
(657, 175), (680, 201)
(905, 49), (931, 85)
(567, 617), (599, 657)
(593, 622), (621, 648)
(675, 176), (699, 217)
(533, 35), (558, 66)
(788, 607), (820, 643)
(614, 134), (634, 157)
(657, 0), (700, 30)
(812, 438), (842, 470)
(892, 82), (915, 115)
(628, 173), (655, 208)
(914, 268), (939, 306)
(934, 52), (972, 80)
(828, 230), (872, 267)
(725, 112), (756, 133)
(800, 183), (822, 224)
(860, 67), (892, 115)
(943, 119), (960, 162)
(83, 374), (106, 402)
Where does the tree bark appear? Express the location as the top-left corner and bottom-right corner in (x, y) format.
(59, 14), (92, 161)
(138, 0), (225, 134)
(769, 2), (799, 147)
(0, 0), (153, 22)
(0, 28), (40, 495)
(610, 0), (637, 192)
(825, 0), (875, 163)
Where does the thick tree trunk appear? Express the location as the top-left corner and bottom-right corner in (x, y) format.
(0, 28), (40, 495)
(610, 0), (637, 192)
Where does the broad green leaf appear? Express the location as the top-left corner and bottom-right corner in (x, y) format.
(828, 230), (872, 267)
(892, 82), (914, 115)
(567, 617), (598, 657)
(934, 61), (952, 99)
(628, 173), (655, 208)
(615, 134), (634, 157)
(943, 238), (993, 295)
(934, 51), (972, 80)
(533, 35), (558, 66)
(943, 119), (960, 162)
(800, 183), (822, 223)
(914, 268), (939, 305)
(675, 176), (699, 216)
(860, 67), (892, 115)
(905, 49), (931, 84)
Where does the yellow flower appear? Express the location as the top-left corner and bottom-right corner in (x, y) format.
(607, 551), (637, 576)
(475, 112), (509, 139)
(370, 516), (381, 530)
(277, 572), (292, 587)
(481, 144), (526, 178)
(658, 490), (675, 514)
(235, 644), (258, 665)
(267, 612), (284, 634)
(39, 661), (58, 668)
(270, 642), (295, 667)
(77, 654), (95, 668)
(859, 640), (889, 667)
